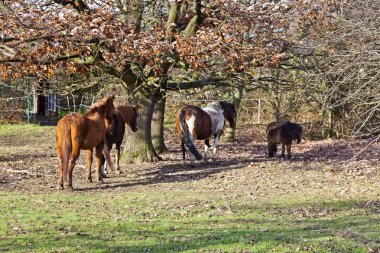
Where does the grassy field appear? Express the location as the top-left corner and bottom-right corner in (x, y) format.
(1, 124), (380, 252)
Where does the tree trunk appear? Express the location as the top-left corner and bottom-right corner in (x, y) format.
(151, 94), (168, 154)
(122, 92), (162, 162)
(222, 86), (243, 142)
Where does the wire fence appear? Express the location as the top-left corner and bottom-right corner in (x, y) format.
(0, 94), (98, 124)
(1, 94), (272, 126)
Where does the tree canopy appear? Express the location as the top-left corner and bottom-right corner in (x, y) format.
(1, 0), (316, 89)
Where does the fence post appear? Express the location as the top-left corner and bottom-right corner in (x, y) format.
(257, 99), (261, 123)
(27, 96), (32, 124)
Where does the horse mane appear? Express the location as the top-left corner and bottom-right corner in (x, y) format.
(206, 101), (233, 111)
(85, 97), (109, 116)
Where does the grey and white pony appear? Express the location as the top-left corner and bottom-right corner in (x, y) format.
(175, 101), (236, 166)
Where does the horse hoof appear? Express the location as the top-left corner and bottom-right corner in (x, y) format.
(101, 174), (108, 178)
(189, 163), (196, 168)
(57, 185), (64, 190)
(87, 178), (92, 183)
(97, 179), (103, 185)
(66, 186), (74, 191)
(115, 170), (122, 175)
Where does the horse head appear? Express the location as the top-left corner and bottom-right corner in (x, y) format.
(117, 104), (138, 132)
(296, 126), (303, 143)
(285, 122), (303, 143)
(220, 101), (236, 127)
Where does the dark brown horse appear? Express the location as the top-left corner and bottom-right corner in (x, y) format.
(55, 95), (115, 190)
(176, 101), (236, 166)
(266, 120), (302, 159)
(101, 104), (138, 177)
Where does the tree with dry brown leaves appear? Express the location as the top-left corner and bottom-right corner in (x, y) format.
(1, 0), (318, 161)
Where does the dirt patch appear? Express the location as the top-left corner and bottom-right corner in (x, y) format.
(0, 126), (379, 202)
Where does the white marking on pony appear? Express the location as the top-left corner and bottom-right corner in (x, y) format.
(203, 104), (224, 133)
(186, 115), (197, 138)
(101, 164), (107, 176)
(185, 115), (199, 165)
(202, 102), (225, 161)
(204, 144), (209, 162)
(212, 134), (221, 161)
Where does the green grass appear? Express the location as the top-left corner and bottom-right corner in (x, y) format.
(1, 190), (379, 252)
(0, 123), (54, 135)
(0, 124), (55, 157)
(1, 124), (380, 252)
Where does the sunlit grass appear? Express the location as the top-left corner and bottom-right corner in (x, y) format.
(0, 124), (55, 157)
(1, 190), (379, 252)
(1, 124), (380, 252)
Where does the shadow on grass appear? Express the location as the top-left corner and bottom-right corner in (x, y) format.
(298, 142), (358, 164)
(76, 157), (257, 191)
(1, 202), (380, 252)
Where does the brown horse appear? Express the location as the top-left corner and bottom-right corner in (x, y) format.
(266, 120), (303, 159)
(176, 101), (236, 166)
(55, 95), (115, 190)
(100, 104), (138, 177)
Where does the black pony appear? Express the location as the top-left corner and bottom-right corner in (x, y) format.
(101, 104), (138, 177)
(266, 121), (302, 159)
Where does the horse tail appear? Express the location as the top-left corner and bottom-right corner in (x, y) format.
(61, 121), (72, 181)
(179, 111), (202, 161)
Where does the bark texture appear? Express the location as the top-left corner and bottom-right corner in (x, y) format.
(122, 92), (162, 162)
(151, 95), (168, 154)
(222, 87), (243, 142)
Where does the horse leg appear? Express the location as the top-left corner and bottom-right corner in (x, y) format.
(188, 152), (196, 167)
(180, 138), (187, 167)
(273, 144), (278, 155)
(281, 143), (286, 159)
(103, 140), (113, 176)
(268, 142), (274, 157)
(212, 133), (222, 162)
(86, 149), (93, 182)
(100, 154), (108, 178)
(66, 143), (80, 190)
(115, 143), (122, 175)
(67, 156), (78, 190)
(286, 144), (292, 159)
(95, 144), (104, 184)
(204, 139), (210, 162)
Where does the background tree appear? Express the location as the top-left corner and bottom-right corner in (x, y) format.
(1, 0), (325, 161)
(296, 0), (380, 139)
